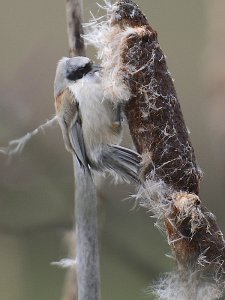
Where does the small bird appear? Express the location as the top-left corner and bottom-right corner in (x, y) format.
(54, 56), (140, 182)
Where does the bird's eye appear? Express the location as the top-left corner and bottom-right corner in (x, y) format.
(66, 62), (93, 81)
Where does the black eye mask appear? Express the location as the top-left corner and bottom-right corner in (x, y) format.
(66, 62), (93, 81)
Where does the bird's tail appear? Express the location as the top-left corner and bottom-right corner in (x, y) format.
(99, 145), (141, 183)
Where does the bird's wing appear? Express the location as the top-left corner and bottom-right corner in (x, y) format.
(60, 88), (89, 171)
(55, 87), (90, 171)
(69, 110), (90, 170)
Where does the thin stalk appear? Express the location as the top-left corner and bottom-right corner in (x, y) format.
(65, 1), (101, 299)
(73, 157), (100, 300)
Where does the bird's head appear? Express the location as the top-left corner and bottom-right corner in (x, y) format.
(54, 56), (101, 97)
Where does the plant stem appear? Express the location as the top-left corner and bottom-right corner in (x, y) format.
(65, 1), (101, 299)
(73, 158), (100, 300)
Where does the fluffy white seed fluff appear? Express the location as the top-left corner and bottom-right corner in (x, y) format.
(136, 178), (172, 219)
(51, 258), (77, 268)
(84, 2), (134, 104)
(151, 271), (224, 300)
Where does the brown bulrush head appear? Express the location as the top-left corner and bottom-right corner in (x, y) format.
(103, 0), (225, 280)
(112, 0), (201, 194)
(165, 192), (225, 275)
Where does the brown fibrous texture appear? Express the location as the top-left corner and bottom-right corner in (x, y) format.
(111, 0), (225, 279)
(112, 1), (201, 194)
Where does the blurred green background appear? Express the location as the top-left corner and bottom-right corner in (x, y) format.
(1, 0), (225, 299)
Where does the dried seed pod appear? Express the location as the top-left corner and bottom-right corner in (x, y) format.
(109, 0), (201, 194)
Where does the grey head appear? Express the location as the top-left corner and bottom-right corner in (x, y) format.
(54, 56), (101, 97)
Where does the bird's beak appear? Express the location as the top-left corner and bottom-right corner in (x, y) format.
(92, 64), (103, 72)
